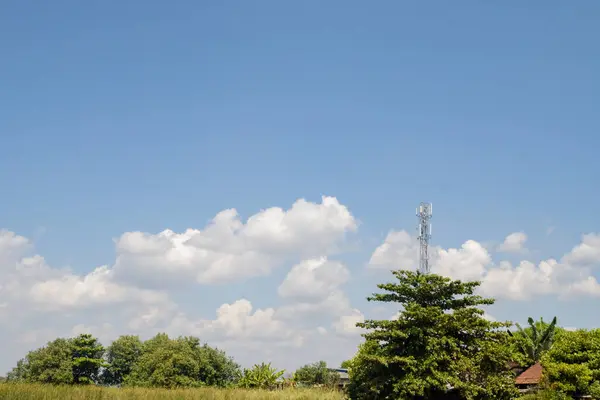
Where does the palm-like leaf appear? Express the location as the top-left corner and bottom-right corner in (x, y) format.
(511, 316), (558, 365)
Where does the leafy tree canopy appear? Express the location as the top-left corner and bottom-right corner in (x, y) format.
(348, 270), (518, 400)
(293, 361), (339, 387)
(101, 335), (143, 386)
(123, 333), (240, 388)
(7, 335), (103, 385)
(71, 333), (105, 384)
(7, 332), (239, 389)
(542, 329), (600, 398)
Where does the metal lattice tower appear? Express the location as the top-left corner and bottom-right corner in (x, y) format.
(416, 202), (432, 274)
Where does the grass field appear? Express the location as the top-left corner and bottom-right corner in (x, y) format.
(0, 383), (346, 399)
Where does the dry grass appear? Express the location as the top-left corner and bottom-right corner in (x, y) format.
(0, 383), (345, 400)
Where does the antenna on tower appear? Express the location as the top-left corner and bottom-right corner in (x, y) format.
(416, 202), (432, 274)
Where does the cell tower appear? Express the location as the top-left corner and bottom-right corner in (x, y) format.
(416, 202), (432, 274)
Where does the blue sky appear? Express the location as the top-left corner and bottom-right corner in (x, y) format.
(1, 1), (600, 373)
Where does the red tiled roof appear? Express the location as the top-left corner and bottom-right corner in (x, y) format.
(515, 362), (543, 385)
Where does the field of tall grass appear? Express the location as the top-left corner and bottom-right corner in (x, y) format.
(0, 383), (345, 400)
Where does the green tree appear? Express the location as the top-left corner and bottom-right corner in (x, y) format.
(101, 335), (143, 386)
(542, 329), (600, 398)
(348, 270), (518, 400)
(71, 333), (105, 384)
(194, 342), (240, 387)
(237, 362), (284, 389)
(8, 338), (74, 384)
(123, 333), (239, 388)
(125, 334), (202, 388)
(294, 361), (339, 387)
(509, 317), (558, 366)
(340, 359), (352, 369)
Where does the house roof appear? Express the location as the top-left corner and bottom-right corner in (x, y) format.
(515, 362), (543, 385)
(330, 368), (349, 380)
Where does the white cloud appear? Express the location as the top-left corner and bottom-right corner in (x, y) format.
(369, 230), (419, 269)
(29, 266), (171, 310)
(562, 233), (600, 267)
(497, 232), (528, 253)
(167, 299), (304, 349)
(278, 257), (349, 302)
(333, 309), (365, 337)
(112, 196), (357, 285)
(368, 230), (600, 301)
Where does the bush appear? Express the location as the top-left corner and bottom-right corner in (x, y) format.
(518, 389), (571, 400)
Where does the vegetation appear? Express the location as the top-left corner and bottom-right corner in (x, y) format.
(0, 383), (344, 399)
(293, 361), (340, 387)
(4, 268), (600, 399)
(541, 328), (600, 398)
(236, 362), (285, 389)
(347, 270), (518, 399)
(7, 333), (240, 388)
(509, 316), (559, 367)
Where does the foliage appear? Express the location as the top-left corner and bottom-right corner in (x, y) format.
(193, 342), (240, 387)
(101, 335), (143, 386)
(517, 389), (570, 400)
(7, 338), (74, 384)
(541, 328), (600, 397)
(293, 361), (339, 387)
(71, 334), (105, 384)
(340, 359), (351, 369)
(122, 334), (239, 388)
(6, 335), (105, 385)
(125, 334), (211, 388)
(508, 317), (558, 367)
(0, 383), (344, 400)
(347, 270), (518, 400)
(8, 333), (239, 389)
(237, 362), (285, 389)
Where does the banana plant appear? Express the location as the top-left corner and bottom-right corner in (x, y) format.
(236, 362), (285, 389)
(508, 316), (558, 365)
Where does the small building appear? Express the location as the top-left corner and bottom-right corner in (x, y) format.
(330, 368), (349, 389)
(515, 362), (543, 393)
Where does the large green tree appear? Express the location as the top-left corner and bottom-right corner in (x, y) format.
(7, 338), (73, 384)
(125, 334), (202, 388)
(509, 316), (558, 367)
(348, 270), (518, 400)
(71, 333), (105, 384)
(542, 329), (600, 397)
(124, 333), (240, 388)
(101, 335), (143, 386)
(192, 340), (240, 387)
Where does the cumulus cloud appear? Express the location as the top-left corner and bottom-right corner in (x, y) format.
(497, 232), (528, 253)
(562, 233), (600, 267)
(369, 230), (419, 269)
(333, 309), (365, 337)
(112, 196), (357, 285)
(368, 230), (600, 301)
(167, 299), (303, 347)
(29, 266), (171, 310)
(278, 257), (349, 302)
(275, 257), (357, 325)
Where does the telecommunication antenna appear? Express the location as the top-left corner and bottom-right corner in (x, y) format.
(416, 202), (432, 274)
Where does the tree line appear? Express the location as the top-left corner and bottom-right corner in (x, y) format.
(4, 269), (600, 399)
(5, 332), (342, 389)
